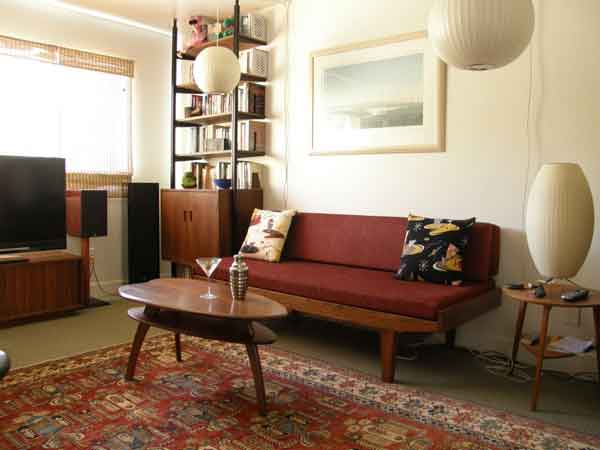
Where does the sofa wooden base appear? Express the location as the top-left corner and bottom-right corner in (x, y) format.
(234, 283), (501, 383)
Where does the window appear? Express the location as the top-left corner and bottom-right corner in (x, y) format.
(0, 36), (134, 197)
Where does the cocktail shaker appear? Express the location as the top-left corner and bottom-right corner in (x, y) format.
(229, 254), (248, 301)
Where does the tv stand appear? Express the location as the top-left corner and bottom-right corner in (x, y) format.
(0, 254), (29, 264)
(0, 251), (83, 325)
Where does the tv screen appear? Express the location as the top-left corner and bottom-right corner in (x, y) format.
(0, 156), (66, 252)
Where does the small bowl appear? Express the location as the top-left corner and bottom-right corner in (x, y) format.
(214, 178), (232, 189)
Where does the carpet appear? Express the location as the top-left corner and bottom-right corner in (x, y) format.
(0, 334), (598, 450)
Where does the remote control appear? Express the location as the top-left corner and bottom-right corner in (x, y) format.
(561, 289), (590, 302)
(505, 283), (526, 290)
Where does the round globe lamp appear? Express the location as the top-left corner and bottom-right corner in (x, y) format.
(428, 0), (535, 71)
(193, 46), (241, 94)
(525, 163), (595, 279)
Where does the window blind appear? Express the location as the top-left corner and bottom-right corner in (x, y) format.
(0, 35), (134, 77)
(0, 35), (134, 197)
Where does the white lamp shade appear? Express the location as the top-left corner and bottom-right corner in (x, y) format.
(428, 0), (535, 71)
(525, 163), (595, 279)
(193, 46), (241, 94)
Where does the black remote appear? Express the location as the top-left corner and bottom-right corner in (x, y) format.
(505, 283), (526, 290)
(561, 289), (590, 302)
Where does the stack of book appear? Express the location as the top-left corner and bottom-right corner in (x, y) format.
(238, 120), (266, 152)
(196, 121), (266, 153)
(236, 161), (254, 189)
(187, 82), (265, 117)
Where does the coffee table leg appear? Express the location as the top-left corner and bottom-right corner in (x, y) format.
(594, 306), (600, 383)
(510, 302), (528, 374)
(175, 333), (182, 362)
(531, 305), (551, 411)
(126, 322), (150, 381)
(246, 343), (267, 416)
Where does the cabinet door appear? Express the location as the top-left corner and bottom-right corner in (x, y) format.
(161, 191), (190, 264)
(186, 192), (222, 261)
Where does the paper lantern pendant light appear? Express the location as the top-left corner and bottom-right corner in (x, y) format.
(525, 163), (595, 279)
(428, 0), (535, 71)
(193, 46), (241, 94)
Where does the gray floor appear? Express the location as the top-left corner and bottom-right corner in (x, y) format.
(1, 297), (598, 435)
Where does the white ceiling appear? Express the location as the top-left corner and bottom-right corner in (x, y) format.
(59, 0), (280, 32)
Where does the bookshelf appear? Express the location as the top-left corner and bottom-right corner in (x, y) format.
(169, 7), (268, 190)
(175, 151), (265, 162)
(168, 1), (267, 275)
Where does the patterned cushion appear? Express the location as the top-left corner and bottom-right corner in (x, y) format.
(395, 214), (475, 286)
(240, 209), (296, 262)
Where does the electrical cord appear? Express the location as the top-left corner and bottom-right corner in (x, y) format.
(395, 340), (597, 384)
(469, 348), (598, 384)
(90, 260), (119, 297)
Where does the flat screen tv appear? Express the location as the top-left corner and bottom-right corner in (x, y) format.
(0, 156), (66, 252)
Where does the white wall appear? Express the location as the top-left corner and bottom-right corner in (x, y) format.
(0, 0), (171, 288)
(284, 0), (600, 371)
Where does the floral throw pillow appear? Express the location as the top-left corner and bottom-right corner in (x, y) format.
(394, 214), (476, 286)
(239, 209), (296, 262)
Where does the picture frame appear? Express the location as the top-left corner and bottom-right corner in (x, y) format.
(311, 31), (446, 156)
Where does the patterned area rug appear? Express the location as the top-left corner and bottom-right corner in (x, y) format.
(1, 334), (598, 450)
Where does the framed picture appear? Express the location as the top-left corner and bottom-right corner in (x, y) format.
(311, 31), (446, 155)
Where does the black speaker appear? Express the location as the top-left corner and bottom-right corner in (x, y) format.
(128, 183), (160, 283)
(66, 190), (108, 238)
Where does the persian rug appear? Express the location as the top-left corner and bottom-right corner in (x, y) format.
(0, 334), (598, 450)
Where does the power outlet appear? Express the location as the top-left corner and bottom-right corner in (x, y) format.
(90, 247), (95, 265)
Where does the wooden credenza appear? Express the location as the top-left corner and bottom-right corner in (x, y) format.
(0, 251), (82, 325)
(161, 189), (262, 265)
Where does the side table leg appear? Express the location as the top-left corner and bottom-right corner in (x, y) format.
(531, 306), (551, 411)
(593, 306), (600, 383)
(510, 302), (528, 374)
(175, 333), (183, 362)
(126, 323), (150, 381)
(245, 343), (267, 416)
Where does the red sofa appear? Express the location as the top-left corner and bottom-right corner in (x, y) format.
(211, 212), (501, 382)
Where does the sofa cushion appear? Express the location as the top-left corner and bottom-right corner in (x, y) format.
(395, 214), (475, 286)
(212, 258), (495, 321)
(240, 209), (296, 262)
(283, 212), (500, 282)
(284, 213), (407, 271)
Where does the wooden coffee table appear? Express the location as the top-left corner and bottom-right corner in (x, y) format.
(118, 278), (288, 415)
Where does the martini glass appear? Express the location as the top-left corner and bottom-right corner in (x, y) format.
(195, 257), (222, 300)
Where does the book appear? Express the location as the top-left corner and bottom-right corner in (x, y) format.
(548, 336), (594, 354)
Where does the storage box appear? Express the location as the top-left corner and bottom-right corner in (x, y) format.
(241, 14), (267, 41)
(240, 48), (269, 78)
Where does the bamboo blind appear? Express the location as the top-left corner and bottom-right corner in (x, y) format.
(67, 173), (131, 198)
(0, 35), (134, 77)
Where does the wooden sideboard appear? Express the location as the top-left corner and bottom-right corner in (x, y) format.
(161, 189), (262, 266)
(0, 251), (82, 325)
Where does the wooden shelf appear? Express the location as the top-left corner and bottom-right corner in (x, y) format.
(175, 111), (265, 127)
(177, 35), (267, 60)
(521, 336), (575, 359)
(175, 75), (267, 95)
(175, 151), (265, 161)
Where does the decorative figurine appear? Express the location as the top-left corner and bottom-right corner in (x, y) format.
(229, 254), (248, 301)
(184, 15), (210, 54)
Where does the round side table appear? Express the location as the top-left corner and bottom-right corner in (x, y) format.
(503, 284), (600, 411)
